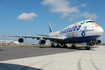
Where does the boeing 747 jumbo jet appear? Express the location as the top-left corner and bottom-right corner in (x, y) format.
(3, 19), (104, 50)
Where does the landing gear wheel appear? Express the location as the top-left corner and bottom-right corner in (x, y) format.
(86, 47), (90, 50)
(51, 44), (55, 47)
(71, 45), (76, 48)
(86, 44), (91, 50)
(63, 44), (67, 48)
(56, 44), (60, 47)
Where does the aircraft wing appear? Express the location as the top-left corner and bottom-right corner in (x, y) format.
(2, 35), (64, 41)
(2, 35), (41, 39)
(43, 37), (64, 41)
(36, 34), (49, 37)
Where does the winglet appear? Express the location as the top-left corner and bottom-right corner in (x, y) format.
(49, 22), (53, 33)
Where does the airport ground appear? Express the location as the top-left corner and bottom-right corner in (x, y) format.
(0, 45), (105, 70)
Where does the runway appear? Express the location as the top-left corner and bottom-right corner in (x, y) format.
(0, 45), (105, 70)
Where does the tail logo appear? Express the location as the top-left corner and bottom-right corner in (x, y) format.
(49, 22), (53, 33)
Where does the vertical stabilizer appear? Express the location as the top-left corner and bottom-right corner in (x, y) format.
(49, 22), (53, 33)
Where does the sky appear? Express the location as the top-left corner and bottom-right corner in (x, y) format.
(0, 0), (105, 44)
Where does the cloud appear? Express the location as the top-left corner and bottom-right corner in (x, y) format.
(42, 0), (79, 18)
(0, 7), (3, 9)
(69, 14), (79, 21)
(69, 12), (98, 22)
(69, 18), (73, 22)
(81, 12), (98, 20)
(61, 13), (69, 19)
(42, 0), (98, 21)
(17, 12), (37, 20)
(81, 3), (86, 7)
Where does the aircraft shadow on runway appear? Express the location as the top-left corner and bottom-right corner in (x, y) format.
(0, 63), (43, 70)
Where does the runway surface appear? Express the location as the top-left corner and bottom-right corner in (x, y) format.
(0, 45), (105, 70)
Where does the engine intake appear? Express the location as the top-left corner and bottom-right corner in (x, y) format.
(39, 39), (46, 45)
(96, 40), (101, 45)
(18, 38), (24, 43)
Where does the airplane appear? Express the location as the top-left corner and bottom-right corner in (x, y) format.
(3, 19), (104, 50)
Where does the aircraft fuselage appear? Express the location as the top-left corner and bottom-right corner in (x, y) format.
(49, 19), (103, 43)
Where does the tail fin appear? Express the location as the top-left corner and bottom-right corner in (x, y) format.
(49, 22), (53, 33)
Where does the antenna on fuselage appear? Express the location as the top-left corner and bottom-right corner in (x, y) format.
(49, 22), (53, 33)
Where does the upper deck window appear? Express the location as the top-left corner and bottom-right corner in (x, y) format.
(86, 21), (94, 23)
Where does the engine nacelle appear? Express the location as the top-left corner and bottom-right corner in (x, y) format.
(39, 39), (46, 45)
(18, 38), (24, 43)
(96, 40), (101, 45)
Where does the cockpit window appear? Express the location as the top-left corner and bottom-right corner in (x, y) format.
(86, 21), (94, 23)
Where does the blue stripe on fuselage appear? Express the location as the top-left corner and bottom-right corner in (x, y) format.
(61, 35), (100, 43)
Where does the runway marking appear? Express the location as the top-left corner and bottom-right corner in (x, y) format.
(77, 52), (85, 70)
(40, 52), (72, 68)
(18, 52), (72, 70)
(90, 53), (100, 70)
(19, 55), (54, 70)
(19, 51), (72, 70)
(20, 61), (28, 70)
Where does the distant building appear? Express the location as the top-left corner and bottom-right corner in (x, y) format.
(0, 40), (14, 45)
(14, 41), (20, 45)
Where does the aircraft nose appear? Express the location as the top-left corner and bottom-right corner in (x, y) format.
(95, 27), (104, 35)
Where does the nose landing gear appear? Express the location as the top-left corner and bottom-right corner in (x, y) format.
(71, 44), (76, 48)
(85, 44), (90, 50)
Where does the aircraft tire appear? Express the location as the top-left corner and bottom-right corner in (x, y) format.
(86, 47), (90, 50)
(51, 45), (55, 47)
(56, 44), (60, 47)
(71, 45), (76, 48)
(63, 44), (67, 48)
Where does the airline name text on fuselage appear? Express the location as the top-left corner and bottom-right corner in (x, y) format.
(60, 25), (81, 34)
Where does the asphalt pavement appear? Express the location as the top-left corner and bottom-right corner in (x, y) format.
(0, 45), (105, 70)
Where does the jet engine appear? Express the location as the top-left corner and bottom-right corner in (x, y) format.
(18, 38), (24, 43)
(96, 40), (101, 45)
(39, 39), (46, 45)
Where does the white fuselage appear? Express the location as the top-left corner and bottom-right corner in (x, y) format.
(49, 20), (103, 43)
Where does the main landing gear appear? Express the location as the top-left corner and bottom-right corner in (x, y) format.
(51, 43), (68, 48)
(51, 43), (61, 47)
(63, 44), (67, 48)
(71, 44), (76, 48)
(56, 44), (61, 47)
(51, 44), (55, 47)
